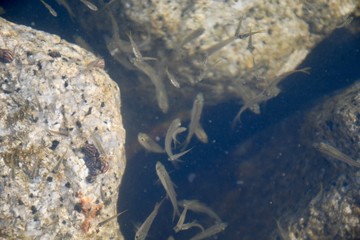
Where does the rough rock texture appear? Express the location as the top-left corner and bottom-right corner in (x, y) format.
(285, 80), (360, 239)
(60, 0), (359, 111)
(0, 17), (126, 239)
(304, 81), (360, 161)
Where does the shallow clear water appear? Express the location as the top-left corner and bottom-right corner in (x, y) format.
(2, 2), (360, 239)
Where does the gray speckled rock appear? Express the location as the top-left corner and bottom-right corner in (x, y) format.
(285, 80), (360, 239)
(0, 17), (125, 239)
(56, 0), (358, 115)
(305, 81), (360, 160)
(119, 0), (358, 102)
(285, 174), (360, 239)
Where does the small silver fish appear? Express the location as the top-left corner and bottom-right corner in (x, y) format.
(314, 142), (360, 168)
(184, 93), (204, 148)
(194, 124), (208, 144)
(165, 118), (181, 159)
(80, 0), (98, 11)
(336, 15), (353, 28)
(179, 199), (222, 222)
(231, 93), (266, 128)
(127, 32), (143, 60)
(204, 36), (237, 57)
(127, 32), (157, 62)
(178, 221), (205, 233)
(40, 0), (57, 17)
(178, 27), (205, 48)
(169, 148), (192, 163)
(203, 18), (248, 57)
(246, 26), (255, 53)
(174, 207), (205, 233)
(133, 60), (169, 113)
(135, 199), (164, 240)
(172, 126), (187, 147)
(166, 67), (180, 88)
(97, 210), (127, 227)
(174, 206), (188, 232)
(138, 133), (165, 153)
(189, 222), (228, 240)
(165, 119), (191, 162)
(10, 153), (15, 180)
(155, 162), (180, 220)
(262, 67), (311, 98)
(51, 150), (67, 174)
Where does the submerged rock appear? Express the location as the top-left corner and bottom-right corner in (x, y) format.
(285, 80), (360, 239)
(60, 0), (358, 111)
(0, 17), (126, 239)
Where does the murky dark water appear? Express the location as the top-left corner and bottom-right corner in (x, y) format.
(2, 2), (360, 239)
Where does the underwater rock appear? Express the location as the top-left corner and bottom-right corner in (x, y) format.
(118, 0), (358, 104)
(0, 17), (126, 239)
(55, 0), (358, 114)
(285, 80), (360, 239)
(305, 80), (360, 160)
(205, 79), (360, 239)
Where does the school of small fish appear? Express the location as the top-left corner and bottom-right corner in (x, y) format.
(134, 159), (227, 240)
(35, 3), (320, 239)
(134, 92), (229, 239)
